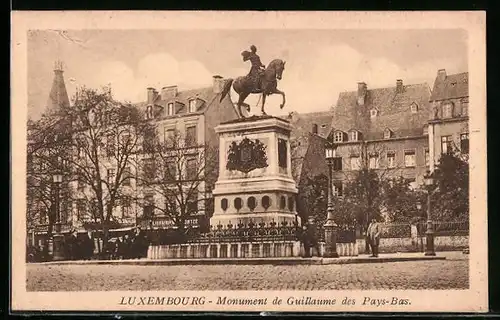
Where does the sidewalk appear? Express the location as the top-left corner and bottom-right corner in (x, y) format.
(36, 252), (448, 266)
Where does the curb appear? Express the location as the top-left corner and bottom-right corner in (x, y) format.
(33, 255), (446, 266)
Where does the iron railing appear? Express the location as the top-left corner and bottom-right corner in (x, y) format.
(416, 221), (469, 236)
(381, 223), (412, 238)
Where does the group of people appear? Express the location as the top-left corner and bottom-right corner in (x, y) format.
(300, 218), (382, 258)
(107, 227), (149, 260)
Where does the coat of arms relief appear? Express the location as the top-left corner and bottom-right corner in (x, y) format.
(226, 137), (268, 173)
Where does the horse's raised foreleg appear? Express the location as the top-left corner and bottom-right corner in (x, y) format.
(274, 89), (286, 109)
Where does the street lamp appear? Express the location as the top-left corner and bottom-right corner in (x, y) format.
(323, 142), (339, 258)
(52, 173), (65, 261)
(423, 170), (436, 256)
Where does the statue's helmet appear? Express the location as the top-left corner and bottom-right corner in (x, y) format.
(250, 45), (257, 52)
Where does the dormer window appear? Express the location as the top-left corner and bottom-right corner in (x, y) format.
(384, 128), (393, 139)
(188, 99), (197, 113)
(410, 102), (418, 113)
(370, 109), (378, 118)
(349, 130), (359, 142)
(167, 103), (174, 116)
(334, 131), (344, 143)
(146, 105), (154, 119)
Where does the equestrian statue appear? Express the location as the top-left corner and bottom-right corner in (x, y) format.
(219, 45), (286, 118)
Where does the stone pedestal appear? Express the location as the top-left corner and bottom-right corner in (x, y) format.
(210, 116), (300, 227)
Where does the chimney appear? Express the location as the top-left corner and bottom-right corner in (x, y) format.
(357, 82), (367, 106)
(160, 85), (178, 101)
(146, 87), (158, 104)
(312, 124), (318, 135)
(437, 69), (447, 81)
(396, 79), (403, 93)
(213, 75), (225, 94)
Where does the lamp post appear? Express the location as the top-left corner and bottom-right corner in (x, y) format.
(52, 173), (65, 261)
(423, 170), (436, 256)
(323, 143), (339, 258)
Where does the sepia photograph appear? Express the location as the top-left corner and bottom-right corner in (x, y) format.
(11, 11), (487, 313)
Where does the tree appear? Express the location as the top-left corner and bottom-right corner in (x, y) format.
(381, 177), (426, 223)
(140, 129), (218, 238)
(51, 86), (154, 249)
(432, 148), (469, 221)
(297, 174), (328, 225)
(26, 108), (73, 238)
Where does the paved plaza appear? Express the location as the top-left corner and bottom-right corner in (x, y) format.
(26, 252), (468, 291)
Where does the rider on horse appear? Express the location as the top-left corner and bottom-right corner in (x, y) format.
(241, 45), (265, 91)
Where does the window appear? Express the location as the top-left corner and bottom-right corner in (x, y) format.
(369, 154), (379, 169)
(221, 198), (228, 211)
(164, 128), (175, 147)
(278, 138), (287, 168)
(261, 196), (271, 209)
(350, 131), (358, 141)
(167, 103), (174, 116)
(77, 171), (85, 191)
(280, 196), (286, 210)
(143, 128), (155, 153)
(106, 134), (115, 157)
(384, 129), (393, 139)
(441, 135), (453, 154)
(121, 196), (131, 218)
(247, 197), (257, 211)
(187, 192), (198, 214)
(143, 195), (154, 217)
(107, 168), (116, 184)
(165, 195), (177, 213)
(143, 158), (155, 180)
(404, 150), (416, 167)
(442, 102), (454, 118)
(186, 125), (197, 147)
(410, 102), (418, 113)
(334, 132), (344, 143)
(146, 105), (154, 119)
(186, 157), (197, 180)
(123, 166), (131, 186)
(288, 196), (295, 211)
(460, 133), (469, 154)
(76, 199), (86, 220)
(188, 99), (197, 113)
(333, 157), (342, 171)
(370, 109), (378, 118)
(350, 156), (360, 170)
(333, 182), (343, 197)
(424, 148), (430, 167)
(234, 197), (243, 210)
(165, 158), (177, 181)
(461, 98), (469, 116)
(423, 125), (428, 136)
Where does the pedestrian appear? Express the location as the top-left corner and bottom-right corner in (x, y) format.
(123, 233), (132, 259)
(302, 218), (321, 257)
(367, 218), (382, 257)
(116, 236), (126, 260)
(81, 231), (95, 260)
(67, 229), (81, 260)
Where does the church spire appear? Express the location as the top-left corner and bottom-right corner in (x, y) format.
(46, 60), (70, 112)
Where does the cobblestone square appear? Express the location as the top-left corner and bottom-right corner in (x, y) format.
(26, 252), (468, 291)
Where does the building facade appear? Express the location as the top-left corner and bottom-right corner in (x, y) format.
(427, 69), (469, 171)
(327, 79), (432, 194)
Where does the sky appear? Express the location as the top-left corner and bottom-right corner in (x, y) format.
(28, 29), (467, 120)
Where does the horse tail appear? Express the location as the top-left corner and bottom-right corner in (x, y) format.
(219, 78), (234, 103)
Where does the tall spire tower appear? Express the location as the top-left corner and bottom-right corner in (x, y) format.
(46, 60), (70, 113)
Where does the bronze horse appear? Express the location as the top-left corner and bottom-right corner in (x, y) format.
(219, 59), (286, 118)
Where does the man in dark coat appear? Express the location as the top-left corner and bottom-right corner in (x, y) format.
(302, 218), (321, 257)
(367, 218), (382, 257)
(241, 45), (266, 91)
(66, 229), (80, 260)
(81, 231), (95, 260)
